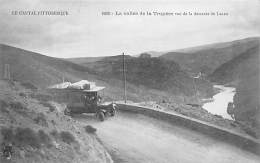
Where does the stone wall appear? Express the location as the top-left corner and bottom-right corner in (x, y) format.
(117, 103), (260, 155)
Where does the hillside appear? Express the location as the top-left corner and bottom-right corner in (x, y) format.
(233, 74), (260, 131)
(0, 45), (146, 102)
(0, 80), (113, 163)
(209, 44), (259, 84)
(0, 44), (213, 105)
(160, 37), (260, 74)
(69, 55), (132, 68)
(0, 44), (95, 88)
(209, 42), (260, 134)
(79, 55), (213, 98)
(67, 57), (105, 65)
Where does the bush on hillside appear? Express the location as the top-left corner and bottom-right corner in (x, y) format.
(20, 82), (38, 90)
(14, 127), (41, 149)
(19, 92), (27, 98)
(214, 114), (223, 119)
(60, 131), (76, 145)
(9, 101), (28, 116)
(51, 120), (56, 125)
(0, 100), (28, 113)
(84, 125), (97, 134)
(0, 100), (8, 108)
(34, 113), (48, 127)
(9, 101), (27, 111)
(1, 127), (14, 142)
(50, 129), (59, 140)
(38, 130), (52, 148)
(0, 100), (9, 113)
(1, 127), (45, 148)
(40, 101), (55, 112)
(50, 130), (79, 150)
(30, 93), (52, 102)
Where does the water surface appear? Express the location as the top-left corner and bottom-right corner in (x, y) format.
(203, 85), (236, 120)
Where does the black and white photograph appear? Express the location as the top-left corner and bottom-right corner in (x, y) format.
(0, 0), (259, 162)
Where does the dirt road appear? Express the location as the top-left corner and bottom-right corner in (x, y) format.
(75, 111), (260, 163)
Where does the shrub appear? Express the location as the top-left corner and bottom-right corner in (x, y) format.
(84, 125), (97, 134)
(0, 100), (9, 113)
(40, 101), (55, 112)
(19, 92), (27, 98)
(14, 127), (41, 149)
(10, 101), (26, 111)
(242, 125), (258, 138)
(9, 101), (28, 116)
(21, 82), (37, 90)
(60, 131), (76, 145)
(34, 113), (48, 127)
(1, 127), (51, 149)
(214, 114), (223, 119)
(50, 129), (59, 140)
(38, 130), (52, 147)
(0, 100), (8, 108)
(51, 120), (56, 125)
(30, 93), (52, 102)
(1, 127), (14, 142)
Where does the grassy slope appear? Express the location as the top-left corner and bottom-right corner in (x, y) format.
(160, 37), (260, 74)
(209, 45), (259, 84)
(0, 44), (98, 88)
(0, 45), (147, 102)
(0, 80), (112, 163)
(71, 55), (214, 99)
(66, 56), (105, 64)
(0, 44), (206, 104)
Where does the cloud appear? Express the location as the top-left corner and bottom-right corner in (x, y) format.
(0, 0), (259, 57)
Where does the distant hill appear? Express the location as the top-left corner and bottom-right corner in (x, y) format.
(67, 56), (105, 65)
(68, 37), (260, 77)
(160, 37), (260, 75)
(0, 44), (212, 103)
(80, 55), (213, 97)
(209, 44), (259, 84)
(135, 51), (165, 57)
(0, 44), (143, 102)
(0, 44), (95, 88)
(68, 55), (133, 67)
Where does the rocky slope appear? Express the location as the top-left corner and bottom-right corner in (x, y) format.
(0, 80), (113, 163)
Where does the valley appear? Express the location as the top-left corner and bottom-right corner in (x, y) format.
(0, 37), (259, 162)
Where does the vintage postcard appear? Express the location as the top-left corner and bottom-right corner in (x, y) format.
(0, 0), (259, 162)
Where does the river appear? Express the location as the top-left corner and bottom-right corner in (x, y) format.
(203, 85), (236, 120)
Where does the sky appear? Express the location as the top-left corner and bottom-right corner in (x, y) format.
(0, 0), (259, 58)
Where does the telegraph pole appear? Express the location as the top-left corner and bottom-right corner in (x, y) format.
(193, 72), (201, 104)
(4, 64), (10, 80)
(123, 52), (127, 103)
(1, 50), (11, 80)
